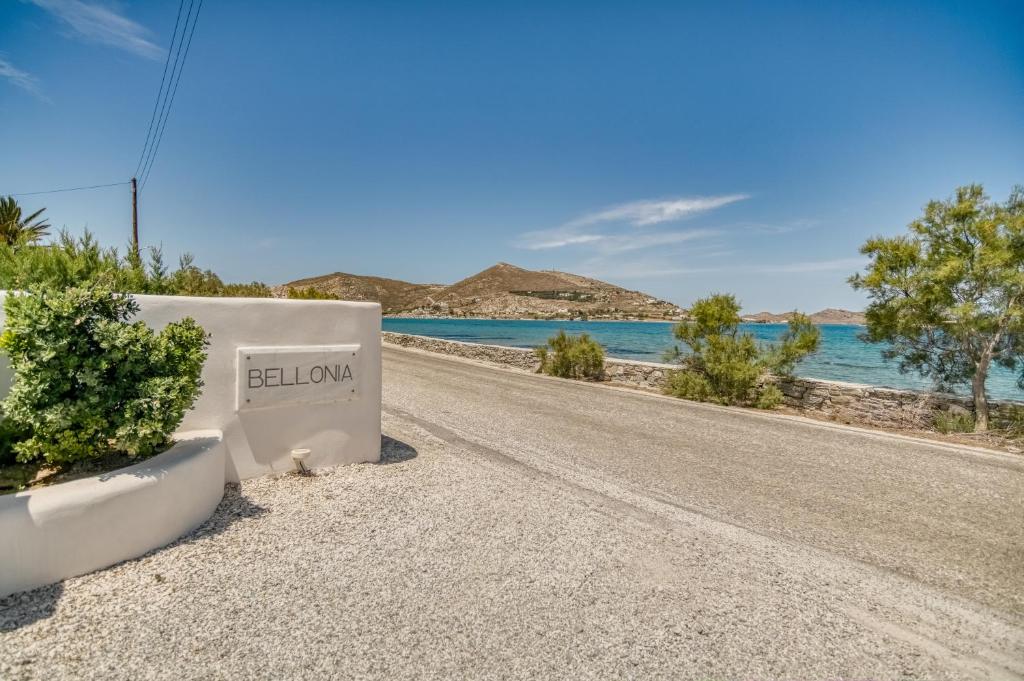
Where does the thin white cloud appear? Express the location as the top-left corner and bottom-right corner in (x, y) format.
(518, 193), (746, 252)
(593, 229), (720, 254)
(30, 0), (163, 60)
(567, 194), (749, 228)
(526, 233), (606, 250)
(0, 56), (48, 100)
(521, 228), (719, 252)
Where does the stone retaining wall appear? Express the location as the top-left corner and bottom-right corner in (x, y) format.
(382, 331), (1024, 432)
(384, 331), (540, 371)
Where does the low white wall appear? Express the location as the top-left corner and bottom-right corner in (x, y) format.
(0, 293), (383, 481)
(133, 295), (382, 481)
(0, 431), (225, 598)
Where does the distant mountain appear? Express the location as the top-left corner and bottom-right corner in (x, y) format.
(742, 308), (866, 325)
(282, 263), (864, 323)
(282, 262), (686, 320)
(279, 272), (445, 312)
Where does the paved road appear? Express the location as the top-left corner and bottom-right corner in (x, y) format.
(4, 345), (1023, 679)
(382, 345), (1024, 677)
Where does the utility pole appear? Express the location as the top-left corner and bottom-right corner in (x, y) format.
(131, 177), (139, 254)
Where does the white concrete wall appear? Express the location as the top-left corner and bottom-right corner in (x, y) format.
(0, 293), (382, 481)
(0, 431), (225, 597)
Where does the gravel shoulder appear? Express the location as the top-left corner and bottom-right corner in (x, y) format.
(1, 346), (1022, 679)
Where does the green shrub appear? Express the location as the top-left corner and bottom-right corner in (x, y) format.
(1001, 408), (1024, 440)
(665, 294), (819, 407)
(0, 286), (209, 465)
(755, 384), (784, 410)
(0, 412), (27, 468)
(287, 286), (339, 300)
(535, 330), (605, 380)
(0, 230), (272, 298)
(934, 409), (975, 434)
(663, 369), (714, 402)
(222, 282), (273, 297)
(168, 254), (272, 298)
(0, 230), (142, 292)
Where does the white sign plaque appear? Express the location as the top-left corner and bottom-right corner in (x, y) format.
(236, 344), (360, 411)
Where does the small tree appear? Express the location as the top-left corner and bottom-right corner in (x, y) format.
(287, 286), (339, 300)
(535, 330), (605, 380)
(0, 286), (209, 464)
(850, 185), (1024, 432)
(665, 294), (820, 407)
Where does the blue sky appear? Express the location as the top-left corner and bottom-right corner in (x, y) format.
(1, 1), (1021, 312)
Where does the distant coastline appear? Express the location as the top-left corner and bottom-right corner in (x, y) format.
(383, 313), (866, 326)
(380, 317), (1023, 400)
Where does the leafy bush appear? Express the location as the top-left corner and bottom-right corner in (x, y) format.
(664, 369), (714, 402)
(755, 384), (784, 410)
(934, 409), (975, 434)
(535, 330), (605, 380)
(0, 286), (209, 465)
(0, 230), (272, 298)
(222, 282), (273, 297)
(0, 412), (27, 468)
(1003, 411), (1024, 440)
(287, 286), (339, 300)
(168, 254), (272, 298)
(664, 294), (819, 407)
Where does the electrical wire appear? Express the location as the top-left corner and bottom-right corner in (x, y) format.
(139, 0), (204, 191)
(138, 0), (195, 189)
(11, 181), (130, 197)
(134, 0), (187, 179)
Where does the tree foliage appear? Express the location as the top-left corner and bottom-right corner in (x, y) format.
(664, 294), (820, 407)
(0, 286), (209, 465)
(850, 184), (1024, 431)
(0, 229), (273, 298)
(0, 196), (50, 246)
(287, 286), (339, 300)
(535, 330), (605, 380)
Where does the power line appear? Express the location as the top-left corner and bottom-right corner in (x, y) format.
(140, 0), (203, 191)
(139, 0), (204, 191)
(138, 0), (193, 188)
(135, 0), (187, 179)
(11, 181), (131, 197)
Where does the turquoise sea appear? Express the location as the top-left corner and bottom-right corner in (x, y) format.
(382, 317), (1024, 401)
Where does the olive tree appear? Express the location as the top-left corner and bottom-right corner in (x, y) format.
(850, 184), (1024, 432)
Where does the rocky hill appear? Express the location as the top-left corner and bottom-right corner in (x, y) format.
(283, 263), (864, 323)
(280, 272), (445, 312)
(283, 262), (686, 320)
(742, 308), (866, 325)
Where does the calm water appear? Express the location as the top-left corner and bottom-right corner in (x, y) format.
(383, 317), (1024, 401)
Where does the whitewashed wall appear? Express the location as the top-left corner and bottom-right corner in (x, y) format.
(0, 293), (382, 481)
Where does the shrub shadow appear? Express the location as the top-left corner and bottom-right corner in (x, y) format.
(177, 482), (268, 543)
(1, 438), (407, 631)
(379, 435), (418, 464)
(0, 482), (266, 633)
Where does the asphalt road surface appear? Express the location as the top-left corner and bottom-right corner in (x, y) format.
(380, 345), (1024, 678)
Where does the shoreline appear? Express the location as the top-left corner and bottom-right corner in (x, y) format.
(383, 314), (866, 326)
(382, 332), (1024, 452)
(379, 325), (1024, 403)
